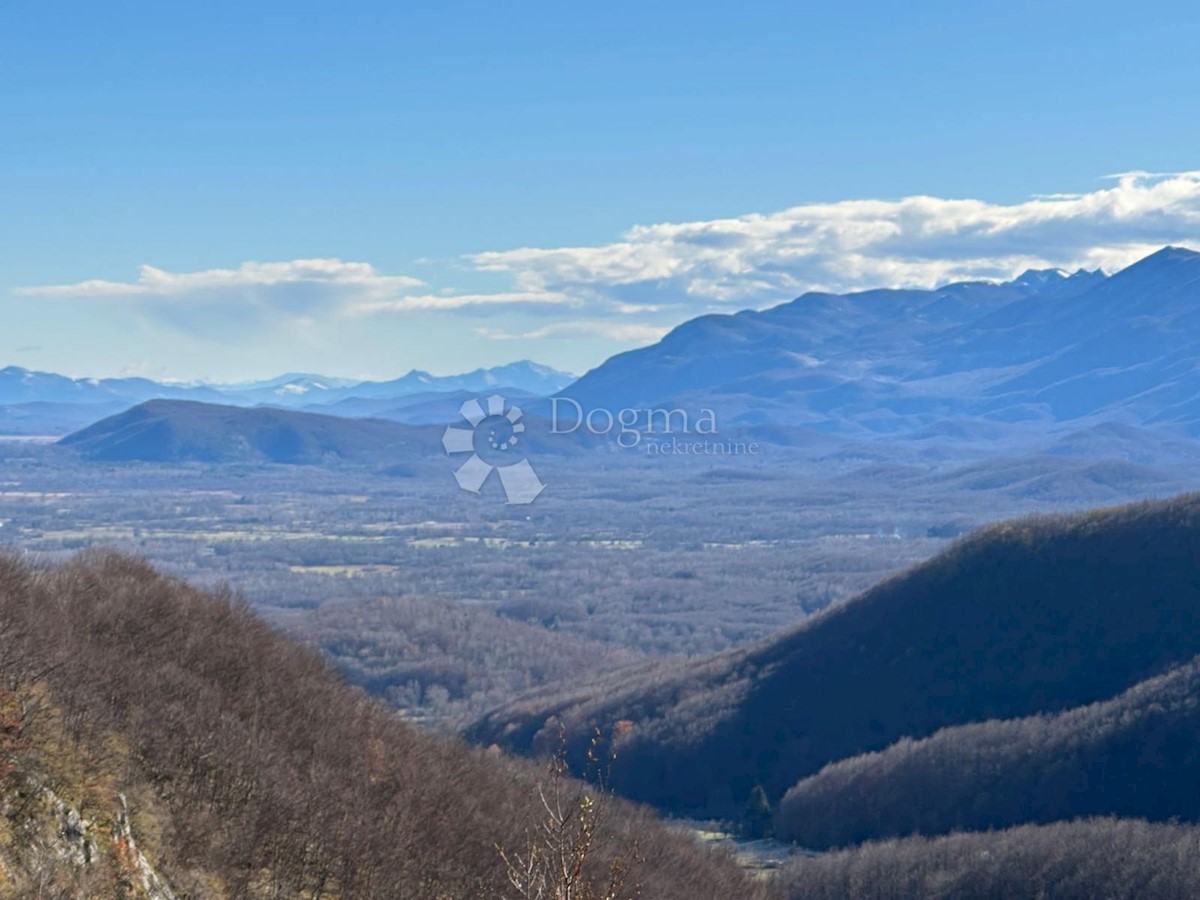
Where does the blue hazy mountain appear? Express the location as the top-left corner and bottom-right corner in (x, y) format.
(22, 247), (1200, 444)
(562, 248), (1200, 437)
(307, 387), (539, 425)
(58, 396), (599, 463)
(213, 372), (365, 406)
(0, 366), (227, 406)
(221, 360), (573, 407)
(59, 399), (436, 464)
(310, 361), (570, 405)
(0, 361), (574, 433)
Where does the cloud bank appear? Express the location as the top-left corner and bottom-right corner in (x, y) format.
(17, 260), (432, 337)
(18, 172), (1200, 347)
(471, 171), (1200, 307)
(19, 259), (425, 300)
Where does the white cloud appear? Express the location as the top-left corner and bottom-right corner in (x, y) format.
(352, 290), (578, 313)
(470, 171), (1200, 306)
(18, 260), (584, 331)
(17, 259), (430, 338)
(476, 321), (672, 343)
(20, 259), (424, 300)
(118, 360), (170, 379)
(16, 172), (1200, 354)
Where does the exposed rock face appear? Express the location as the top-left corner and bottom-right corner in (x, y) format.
(47, 787), (94, 867)
(113, 794), (179, 900)
(0, 779), (179, 898)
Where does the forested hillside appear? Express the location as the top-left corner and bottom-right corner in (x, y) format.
(470, 493), (1200, 822)
(59, 399), (436, 464)
(777, 654), (1200, 846)
(0, 551), (758, 899)
(278, 594), (641, 724)
(780, 819), (1200, 900)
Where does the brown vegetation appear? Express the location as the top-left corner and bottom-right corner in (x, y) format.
(0, 550), (761, 899)
(777, 653), (1200, 847)
(780, 818), (1200, 900)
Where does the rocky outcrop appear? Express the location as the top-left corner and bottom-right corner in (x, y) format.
(0, 781), (179, 899)
(113, 794), (178, 900)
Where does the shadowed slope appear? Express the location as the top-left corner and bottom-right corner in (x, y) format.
(778, 654), (1200, 847)
(470, 493), (1200, 820)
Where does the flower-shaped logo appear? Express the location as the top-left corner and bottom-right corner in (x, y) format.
(442, 394), (546, 504)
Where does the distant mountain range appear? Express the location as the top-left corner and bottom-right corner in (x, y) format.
(0, 360), (574, 433)
(564, 246), (1200, 440)
(218, 360), (573, 406)
(24, 245), (1200, 452)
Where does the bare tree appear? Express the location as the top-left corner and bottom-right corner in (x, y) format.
(500, 731), (640, 900)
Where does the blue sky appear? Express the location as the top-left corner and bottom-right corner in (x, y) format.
(3, 0), (1200, 381)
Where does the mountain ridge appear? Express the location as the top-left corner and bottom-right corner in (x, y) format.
(776, 652), (1200, 847)
(0, 360), (575, 434)
(560, 247), (1200, 440)
(58, 399), (437, 464)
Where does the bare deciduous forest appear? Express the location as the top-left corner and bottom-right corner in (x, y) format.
(0, 550), (762, 899)
(780, 819), (1200, 900)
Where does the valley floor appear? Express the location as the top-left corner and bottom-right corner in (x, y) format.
(2, 436), (1198, 723)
